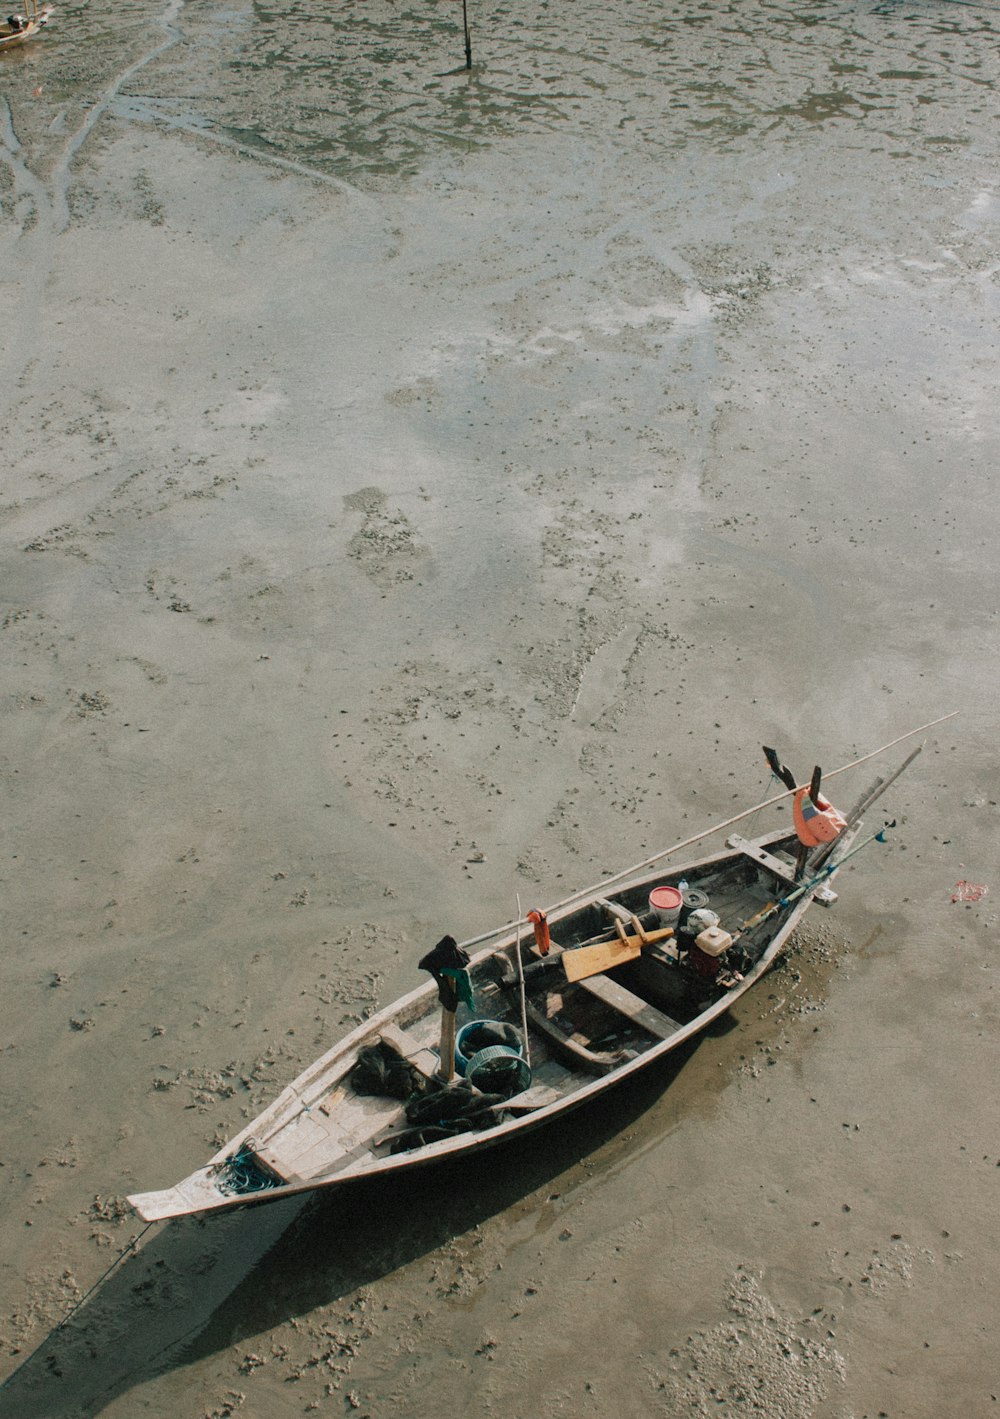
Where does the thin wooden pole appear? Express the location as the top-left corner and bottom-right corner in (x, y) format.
(845, 743), (922, 824)
(514, 893), (530, 1067)
(438, 1006), (456, 1084)
(456, 711), (958, 952)
(812, 743), (924, 870)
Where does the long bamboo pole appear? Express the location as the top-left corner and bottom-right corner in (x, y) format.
(740, 819), (894, 934)
(811, 742), (923, 870)
(514, 892), (530, 1066)
(456, 711), (958, 952)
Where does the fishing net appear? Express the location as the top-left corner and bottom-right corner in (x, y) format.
(214, 1141), (285, 1197)
(351, 1039), (432, 1100)
(405, 1080), (503, 1125)
(388, 1080), (507, 1154)
(457, 1020), (522, 1058)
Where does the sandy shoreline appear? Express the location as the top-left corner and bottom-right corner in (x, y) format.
(2, 1), (999, 1414)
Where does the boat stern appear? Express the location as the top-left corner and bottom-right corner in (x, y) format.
(127, 1168), (254, 1220)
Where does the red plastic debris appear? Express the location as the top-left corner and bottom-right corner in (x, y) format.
(952, 880), (988, 904)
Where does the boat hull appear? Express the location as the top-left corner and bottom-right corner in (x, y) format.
(128, 827), (843, 1222)
(0, 9), (51, 48)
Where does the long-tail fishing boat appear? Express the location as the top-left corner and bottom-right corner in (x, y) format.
(0, 0), (53, 51)
(127, 721), (949, 1222)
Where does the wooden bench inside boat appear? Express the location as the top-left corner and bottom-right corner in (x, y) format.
(726, 833), (839, 904)
(576, 974), (682, 1040)
(726, 834), (797, 883)
(377, 1024), (441, 1080)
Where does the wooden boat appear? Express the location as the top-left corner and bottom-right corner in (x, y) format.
(127, 728), (932, 1223)
(0, 0), (52, 51)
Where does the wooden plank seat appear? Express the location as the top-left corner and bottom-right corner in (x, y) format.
(377, 1024), (441, 1080)
(576, 974), (682, 1040)
(726, 834), (798, 884)
(726, 834), (839, 904)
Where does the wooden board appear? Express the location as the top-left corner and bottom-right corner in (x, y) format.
(576, 974), (682, 1040)
(595, 896), (633, 924)
(562, 926), (674, 982)
(378, 1024), (440, 1080)
(523, 1000), (626, 1075)
(726, 834), (798, 883)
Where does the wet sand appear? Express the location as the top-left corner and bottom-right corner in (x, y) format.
(1, 1), (998, 1415)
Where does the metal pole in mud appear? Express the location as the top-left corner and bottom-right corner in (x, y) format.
(462, 0), (472, 68)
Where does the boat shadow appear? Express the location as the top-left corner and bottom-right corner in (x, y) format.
(0, 1027), (727, 1418)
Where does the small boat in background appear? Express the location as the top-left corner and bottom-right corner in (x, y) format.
(126, 729), (933, 1224)
(0, 0), (53, 51)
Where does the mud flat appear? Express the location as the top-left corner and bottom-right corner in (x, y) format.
(1, 1), (998, 1415)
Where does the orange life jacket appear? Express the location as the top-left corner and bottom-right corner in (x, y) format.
(793, 788), (847, 847)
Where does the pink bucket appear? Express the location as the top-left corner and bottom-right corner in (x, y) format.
(649, 885), (683, 926)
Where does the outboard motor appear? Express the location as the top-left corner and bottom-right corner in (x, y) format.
(686, 923), (735, 979)
(677, 903), (718, 949)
